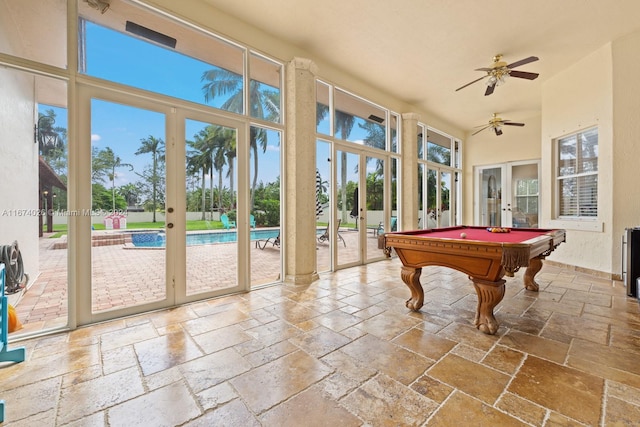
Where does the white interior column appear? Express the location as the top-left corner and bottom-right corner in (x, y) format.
(284, 57), (319, 285)
(401, 113), (420, 230)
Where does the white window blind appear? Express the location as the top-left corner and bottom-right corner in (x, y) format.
(556, 128), (598, 217)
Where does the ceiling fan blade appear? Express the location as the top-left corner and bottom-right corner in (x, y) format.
(509, 70), (539, 80)
(474, 67), (492, 72)
(494, 128), (503, 136)
(455, 75), (487, 91)
(484, 83), (496, 96)
(472, 125), (490, 135)
(503, 121), (525, 127)
(507, 56), (539, 69)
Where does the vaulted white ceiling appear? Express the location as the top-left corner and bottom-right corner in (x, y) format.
(203, 0), (640, 134)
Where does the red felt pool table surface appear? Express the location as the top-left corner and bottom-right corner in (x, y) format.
(409, 226), (550, 243)
(383, 226), (566, 334)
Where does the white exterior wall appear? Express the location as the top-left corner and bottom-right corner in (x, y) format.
(0, 67), (40, 281)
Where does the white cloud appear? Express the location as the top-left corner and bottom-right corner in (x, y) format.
(91, 134), (101, 142)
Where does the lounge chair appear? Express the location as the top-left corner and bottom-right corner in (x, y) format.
(250, 214), (257, 228)
(256, 232), (280, 249)
(317, 219), (346, 247)
(220, 214), (236, 230)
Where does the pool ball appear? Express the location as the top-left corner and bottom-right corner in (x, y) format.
(460, 232), (467, 239)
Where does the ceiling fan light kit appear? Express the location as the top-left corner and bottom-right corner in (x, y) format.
(457, 54), (538, 135)
(472, 113), (525, 136)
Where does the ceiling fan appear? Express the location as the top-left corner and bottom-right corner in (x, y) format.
(472, 113), (525, 136)
(456, 54), (539, 96)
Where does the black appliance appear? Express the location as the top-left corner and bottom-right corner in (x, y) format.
(622, 227), (640, 297)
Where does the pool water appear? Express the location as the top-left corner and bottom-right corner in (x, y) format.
(130, 229), (280, 247)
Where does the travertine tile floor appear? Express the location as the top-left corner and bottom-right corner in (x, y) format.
(2, 258), (640, 426)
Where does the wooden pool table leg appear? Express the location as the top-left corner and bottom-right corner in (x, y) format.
(401, 266), (424, 311)
(471, 278), (506, 335)
(523, 256), (543, 291)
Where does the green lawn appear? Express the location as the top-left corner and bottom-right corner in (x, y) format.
(45, 220), (226, 238)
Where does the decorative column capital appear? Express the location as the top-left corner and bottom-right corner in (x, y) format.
(289, 57), (318, 75)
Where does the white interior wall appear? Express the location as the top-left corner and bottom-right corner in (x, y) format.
(541, 44), (614, 274)
(462, 113), (542, 225)
(611, 31), (640, 276)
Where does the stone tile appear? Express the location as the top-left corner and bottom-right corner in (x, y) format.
(0, 377), (60, 423)
(183, 399), (261, 427)
(427, 391), (528, 426)
(195, 381), (238, 411)
(57, 367), (145, 425)
(391, 327), (457, 360)
(499, 330), (569, 364)
(604, 396), (640, 426)
(190, 324), (252, 354)
(134, 327), (204, 376)
(437, 322), (500, 352)
(320, 349), (378, 384)
(99, 322), (159, 351)
(341, 373), (438, 426)
(568, 338), (640, 376)
(242, 339), (299, 367)
(288, 325), (352, 357)
(230, 350), (333, 414)
(260, 386), (361, 427)
(316, 309), (364, 331)
(179, 347), (252, 393)
(541, 312), (610, 345)
(482, 345), (524, 375)
(107, 381), (201, 426)
(496, 392), (547, 426)
(341, 334), (432, 385)
(355, 311), (420, 340)
(427, 353), (510, 405)
(509, 356), (603, 425)
(410, 374), (454, 403)
(181, 308), (251, 336)
(102, 344), (138, 375)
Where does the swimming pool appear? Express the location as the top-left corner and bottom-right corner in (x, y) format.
(130, 229), (280, 247)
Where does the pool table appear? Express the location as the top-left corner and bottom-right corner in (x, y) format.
(383, 226), (566, 334)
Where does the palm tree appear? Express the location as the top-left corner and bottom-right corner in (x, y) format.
(135, 136), (165, 222)
(93, 147), (134, 212)
(201, 68), (280, 209)
(186, 138), (210, 220)
(335, 110), (356, 223)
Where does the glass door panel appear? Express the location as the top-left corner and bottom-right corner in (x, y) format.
(316, 141), (331, 273)
(479, 167), (503, 227)
(249, 126), (282, 288)
(336, 149), (360, 267)
(184, 119), (238, 296)
(365, 155), (385, 262)
(511, 163), (539, 228)
(90, 99), (167, 314)
(439, 171), (452, 227)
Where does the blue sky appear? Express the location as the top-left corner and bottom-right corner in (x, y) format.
(40, 19), (374, 194)
(41, 20), (282, 191)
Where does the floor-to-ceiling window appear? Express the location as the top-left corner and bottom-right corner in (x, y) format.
(316, 81), (399, 270)
(417, 125), (462, 229)
(0, 0), (284, 333)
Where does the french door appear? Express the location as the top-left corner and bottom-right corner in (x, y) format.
(474, 161), (540, 228)
(421, 165), (453, 229)
(77, 86), (247, 324)
(334, 147), (387, 270)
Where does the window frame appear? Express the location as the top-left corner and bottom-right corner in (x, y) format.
(552, 126), (600, 230)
